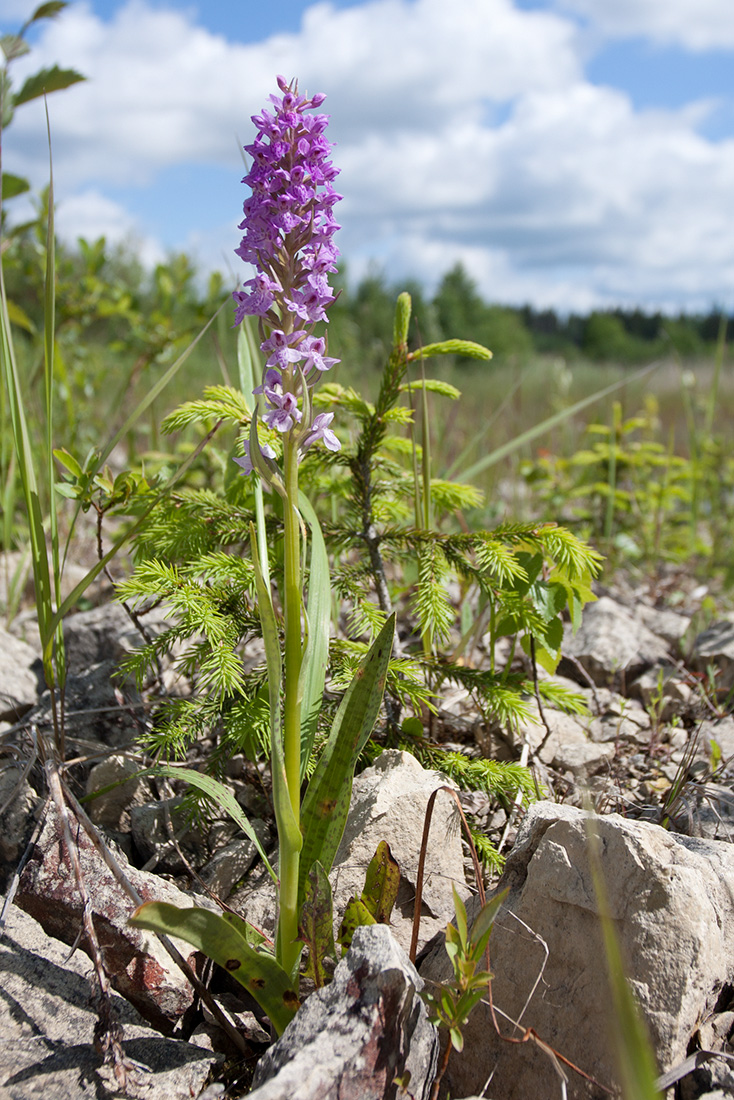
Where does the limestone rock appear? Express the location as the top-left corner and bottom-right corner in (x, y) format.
(199, 828), (267, 900)
(697, 717), (734, 764)
(513, 703), (615, 778)
(331, 750), (467, 953)
(0, 767), (37, 868)
(668, 782), (734, 842)
(86, 753), (153, 831)
(235, 750), (468, 957)
(630, 664), (694, 721)
(62, 603), (136, 675)
(562, 596), (670, 688)
(421, 802), (734, 1099)
(635, 604), (691, 649)
(248, 924), (438, 1100)
(130, 797), (206, 873)
(691, 620), (734, 695)
(37, 662), (142, 749)
(0, 904), (216, 1100)
(14, 805), (201, 1032)
(0, 627), (41, 721)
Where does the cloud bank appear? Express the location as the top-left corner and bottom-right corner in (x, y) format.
(5, 0), (734, 310)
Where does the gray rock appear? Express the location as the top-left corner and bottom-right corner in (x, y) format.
(513, 703), (615, 778)
(130, 797), (206, 873)
(630, 664), (694, 721)
(420, 802), (734, 1099)
(248, 924), (438, 1100)
(85, 753), (153, 831)
(635, 604), (691, 648)
(0, 628), (41, 721)
(562, 595), (670, 688)
(331, 750), (468, 954)
(37, 662), (142, 749)
(0, 767), (37, 867)
(691, 621), (734, 695)
(697, 717), (734, 764)
(199, 827), (268, 900)
(15, 805), (202, 1032)
(0, 905), (216, 1100)
(62, 603), (136, 676)
(234, 750), (469, 957)
(668, 782), (734, 842)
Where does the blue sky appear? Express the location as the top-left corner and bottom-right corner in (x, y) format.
(3, 0), (734, 311)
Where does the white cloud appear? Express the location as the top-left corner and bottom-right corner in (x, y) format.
(4, 0), (734, 309)
(553, 0), (734, 50)
(53, 189), (165, 266)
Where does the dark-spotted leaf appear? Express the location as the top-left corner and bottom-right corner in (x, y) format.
(129, 901), (298, 1035)
(361, 840), (400, 924)
(298, 613), (395, 909)
(337, 896), (376, 952)
(298, 861), (335, 988)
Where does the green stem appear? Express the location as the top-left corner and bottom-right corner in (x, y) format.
(278, 432), (303, 976)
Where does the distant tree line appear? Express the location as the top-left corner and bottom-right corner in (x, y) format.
(329, 262), (729, 368)
(5, 223), (727, 374)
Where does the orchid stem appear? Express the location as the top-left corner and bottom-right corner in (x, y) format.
(278, 432), (303, 976)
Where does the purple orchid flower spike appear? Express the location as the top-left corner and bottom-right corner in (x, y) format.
(232, 76), (342, 477)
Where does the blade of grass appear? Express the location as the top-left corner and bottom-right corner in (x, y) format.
(42, 99), (66, 710)
(453, 360), (662, 485)
(0, 214), (55, 690)
(585, 813), (662, 1100)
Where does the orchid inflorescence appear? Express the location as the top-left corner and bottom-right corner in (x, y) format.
(233, 75), (342, 476)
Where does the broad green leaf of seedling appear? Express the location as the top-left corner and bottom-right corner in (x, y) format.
(338, 896), (377, 952)
(361, 840), (400, 923)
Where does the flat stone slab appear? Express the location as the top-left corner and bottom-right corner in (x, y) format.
(0, 905), (216, 1100)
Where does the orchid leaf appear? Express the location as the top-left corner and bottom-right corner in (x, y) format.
(144, 765), (276, 884)
(298, 861), (335, 988)
(129, 902), (299, 1035)
(298, 492), (331, 782)
(298, 613), (396, 908)
(361, 840), (400, 924)
(337, 896), (376, 952)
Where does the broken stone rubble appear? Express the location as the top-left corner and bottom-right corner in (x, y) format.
(0, 904), (217, 1100)
(13, 806), (203, 1033)
(3, 583), (734, 1098)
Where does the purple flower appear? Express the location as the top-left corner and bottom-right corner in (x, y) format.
(301, 335), (339, 375)
(234, 439), (276, 476)
(233, 76), (343, 473)
(302, 413), (340, 453)
(262, 390), (302, 433)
